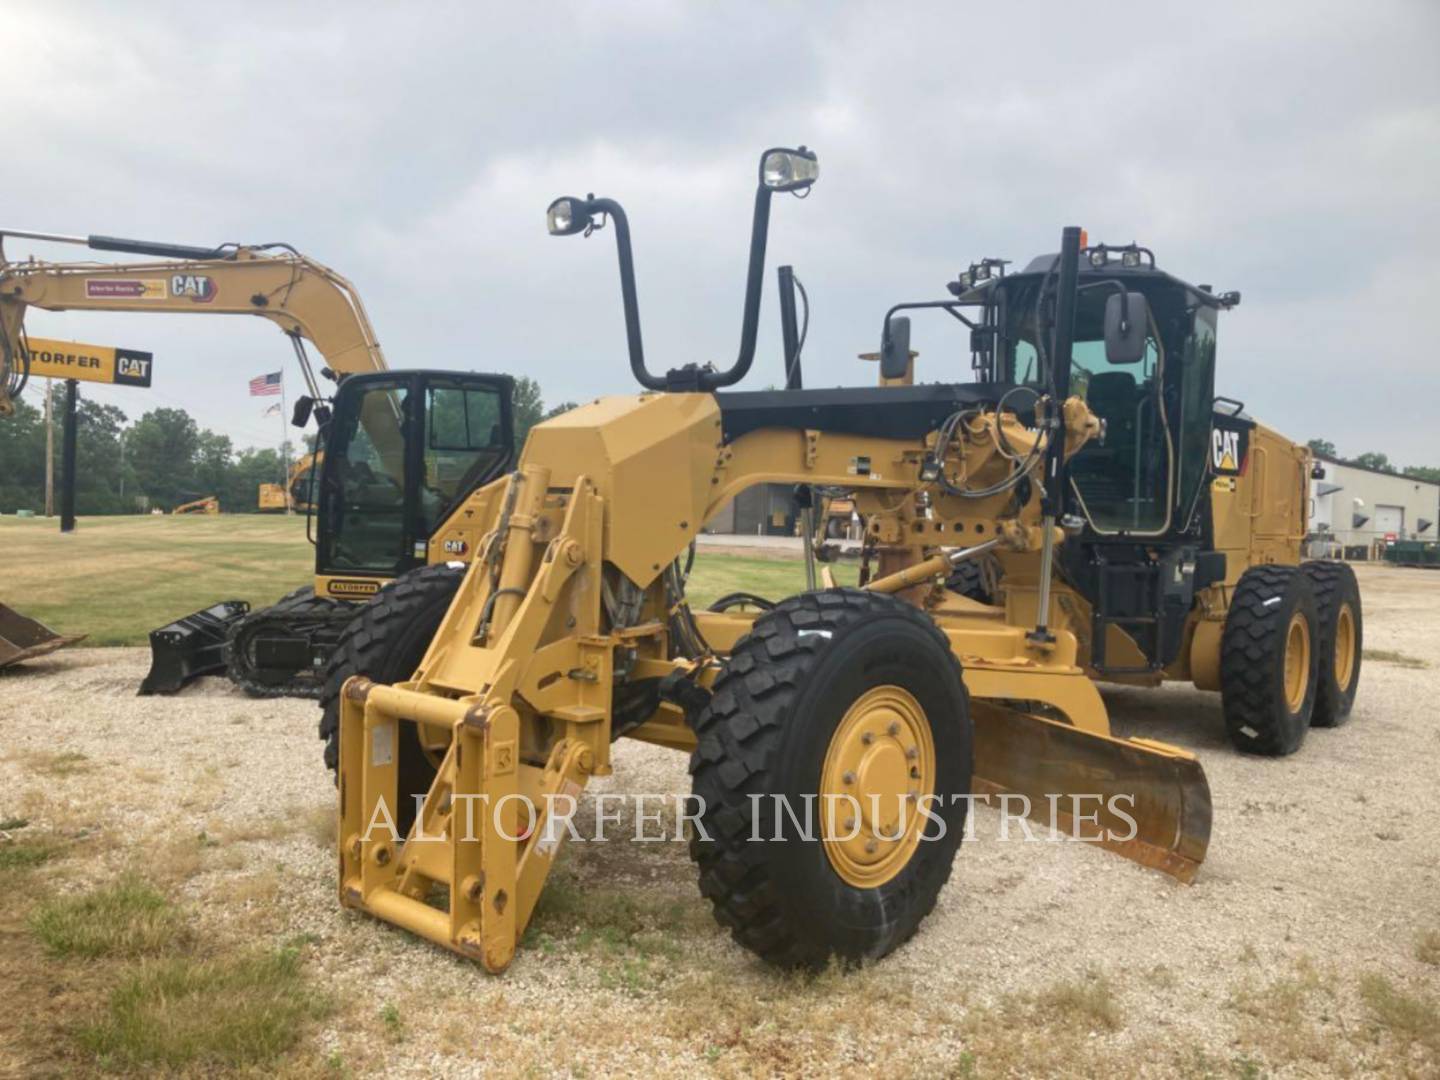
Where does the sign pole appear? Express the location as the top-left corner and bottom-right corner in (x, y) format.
(60, 379), (78, 533)
(44, 379), (55, 517)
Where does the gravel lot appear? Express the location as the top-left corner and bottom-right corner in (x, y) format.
(2, 563), (1437, 1077)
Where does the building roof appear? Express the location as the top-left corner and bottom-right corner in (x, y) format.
(1314, 453), (1440, 488)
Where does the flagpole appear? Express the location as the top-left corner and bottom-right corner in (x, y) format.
(279, 371), (290, 514)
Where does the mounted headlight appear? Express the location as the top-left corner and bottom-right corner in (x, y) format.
(546, 197), (591, 237)
(1089, 248), (1108, 267)
(1121, 248), (1142, 268)
(760, 147), (819, 192)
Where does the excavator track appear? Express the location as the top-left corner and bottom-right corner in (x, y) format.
(224, 587), (353, 699)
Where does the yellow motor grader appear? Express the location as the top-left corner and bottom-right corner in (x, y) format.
(328, 146), (1362, 971)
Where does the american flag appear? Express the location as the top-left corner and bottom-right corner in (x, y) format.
(249, 371), (283, 396)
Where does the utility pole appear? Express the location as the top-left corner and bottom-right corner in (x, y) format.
(44, 378), (54, 517)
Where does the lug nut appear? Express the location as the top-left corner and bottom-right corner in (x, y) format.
(865, 839), (879, 854)
(843, 817), (856, 831)
(887, 722), (900, 736)
(861, 732), (874, 745)
(842, 770), (856, 785)
(906, 746), (919, 760)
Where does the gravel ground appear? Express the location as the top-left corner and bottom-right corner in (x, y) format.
(2, 563), (1437, 1077)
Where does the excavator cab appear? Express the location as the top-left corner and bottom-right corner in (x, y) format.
(142, 369), (516, 696)
(315, 370), (515, 581)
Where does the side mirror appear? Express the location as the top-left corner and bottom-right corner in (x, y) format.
(881, 317), (911, 380)
(291, 395), (314, 428)
(1103, 291), (1149, 364)
(969, 326), (995, 357)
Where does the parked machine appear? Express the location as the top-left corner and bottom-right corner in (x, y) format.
(322, 147), (1363, 973)
(171, 495), (219, 515)
(0, 232), (516, 695)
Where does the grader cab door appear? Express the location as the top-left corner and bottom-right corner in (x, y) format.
(1060, 290), (1174, 534)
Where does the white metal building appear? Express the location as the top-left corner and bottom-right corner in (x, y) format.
(1310, 454), (1439, 557)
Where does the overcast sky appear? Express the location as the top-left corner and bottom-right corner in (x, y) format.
(4, 1), (1437, 463)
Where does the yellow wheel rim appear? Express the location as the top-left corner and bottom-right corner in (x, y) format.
(1283, 612), (1311, 713)
(1333, 603), (1356, 689)
(820, 685), (935, 889)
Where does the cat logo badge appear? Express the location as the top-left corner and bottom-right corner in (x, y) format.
(170, 273), (216, 302)
(1211, 429), (1244, 474)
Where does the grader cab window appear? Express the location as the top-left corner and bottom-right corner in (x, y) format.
(1066, 291), (1171, 533)
(997, 279), (1174, 534)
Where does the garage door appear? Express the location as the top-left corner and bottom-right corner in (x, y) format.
(1375, 504), (1406, 537)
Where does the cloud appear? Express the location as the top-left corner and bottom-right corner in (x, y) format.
(2, 0), (1436, 462)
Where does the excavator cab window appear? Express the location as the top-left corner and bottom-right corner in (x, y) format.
(317, 371), (515, 576)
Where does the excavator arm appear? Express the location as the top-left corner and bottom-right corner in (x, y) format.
(0, 229), (388, 418)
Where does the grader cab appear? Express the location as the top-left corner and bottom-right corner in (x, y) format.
(330, 147), (1361, 971)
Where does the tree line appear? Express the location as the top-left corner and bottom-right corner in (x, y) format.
(0, 376), (572, 515)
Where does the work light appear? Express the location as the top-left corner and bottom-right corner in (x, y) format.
(760, 147), (819, 192)
(546, 197), (592, 237)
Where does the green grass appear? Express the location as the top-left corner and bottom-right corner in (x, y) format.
(0, 514), (314, 645)
(30, 876), (188, 958)
(0, 839), (58, 871)
(685, 551), (857, 609)
(78, 945), (331, 1069)
(0, 513), (844, 645)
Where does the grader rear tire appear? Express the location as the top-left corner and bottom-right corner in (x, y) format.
(1220, 566), (1319, 756)
(1300, 561), (1362, 727)
(688, 589), (971, 969)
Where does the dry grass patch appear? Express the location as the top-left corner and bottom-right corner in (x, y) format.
(30, 876), (189, 958)
(304, 802), (337, 849)
(1229, 957), (1341, 1068)
(26, 750), (93, 777)
(1416, 930), (1440, 967)
(1033, 971), (1123, 1032)
(1363, 648), (1428, 669)
(77, 944), (332, 1070)
(1359, 973), (1440, 1053)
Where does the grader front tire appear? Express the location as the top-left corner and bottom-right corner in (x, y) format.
(687, 589), (972, 969)
(1220, 566), (1319, 756)
(317, 563), (465, 833)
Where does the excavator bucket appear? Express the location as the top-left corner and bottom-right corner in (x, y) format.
(970, 703), (1212, 882)
(138, 600), (249, 695)
(0, 603), (85, 670)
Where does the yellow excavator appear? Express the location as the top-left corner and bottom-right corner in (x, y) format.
(321, 147), (1360, 972)
(0, 231), (516, 695)
(171, 495), (220, 515)
(258, 453), (320, 513)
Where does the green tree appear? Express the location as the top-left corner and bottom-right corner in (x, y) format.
(74, 399), (129, 514)
(512, 376), (545, 445)
(0, 397), (45, 512)
(543, 400), (579, 420)
(126, 407), (200, 509)
(1351, 451), (1393, 473)
(1307, 438), (1337, 458)
(1402, 465), (1440, 484)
